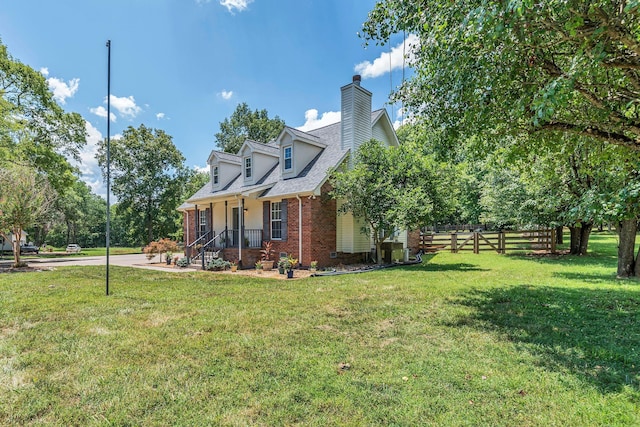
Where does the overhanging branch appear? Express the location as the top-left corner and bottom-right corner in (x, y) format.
(537, 122), (640, 150)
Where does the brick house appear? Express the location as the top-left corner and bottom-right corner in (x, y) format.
(179, 75), (419, 268)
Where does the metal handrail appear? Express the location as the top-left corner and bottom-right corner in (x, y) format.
(186, 230), (212, 259)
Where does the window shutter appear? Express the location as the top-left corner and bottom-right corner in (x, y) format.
(206, 208), (212, 233)
(263, 201), (270, 241)
(281, 200), (288, 241)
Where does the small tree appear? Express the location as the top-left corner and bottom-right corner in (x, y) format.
(331, 139), (444, 264)
(0, 165), (56, 267)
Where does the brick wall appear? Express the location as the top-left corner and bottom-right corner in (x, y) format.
(183, 210), (196, 248)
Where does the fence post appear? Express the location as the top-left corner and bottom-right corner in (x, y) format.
(499, 231), (505, 254)
(473, 231), (479, 254)
(451, 233), (457, 253)
(550, 228), (556, 253)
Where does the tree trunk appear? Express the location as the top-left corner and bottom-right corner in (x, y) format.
(375, 240), (382, 264)
(12, 227), (22, 267)
(617, 218), (637, 278)
(578, 221), (593, 255)
(555, 225), (564, 245)
(569, 226), (580, 255)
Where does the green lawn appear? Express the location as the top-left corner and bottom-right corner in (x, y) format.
(1, 233), (638, 425)
(35, 247), (142, 258)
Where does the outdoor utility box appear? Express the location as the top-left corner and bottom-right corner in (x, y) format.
(381, 242), (404, 263)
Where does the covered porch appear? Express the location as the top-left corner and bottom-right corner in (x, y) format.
(184, 196), (266, 268)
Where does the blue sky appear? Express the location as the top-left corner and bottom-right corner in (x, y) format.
(0, 0), (414, 196)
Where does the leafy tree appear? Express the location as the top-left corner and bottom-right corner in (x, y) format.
(44, 179), (106, 247)
(362, 0), (640, 276)
(0, 165), (56, 266)
(215, 103), (285, 153)
(97, 124), (190, 245)
(0, 39), (86, 192)
(331, 139), (445, 264)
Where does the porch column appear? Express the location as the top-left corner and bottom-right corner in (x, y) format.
(194, 205), (199, 239)
(224, 200), (228, 248)
(209, 202), (214, 236)
(238, 197), (242, 264)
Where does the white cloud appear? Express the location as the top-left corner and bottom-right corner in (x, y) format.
(40, 67), (49, 76)
(354, 34), (420, 79)
(75, 121), (106, 197)
(194, 165), (209, 174)
(43, 75), (80, 104)
(109, 95), (142, 118)
(220, 0), (252, 13)
(156, 112), (166, 120)
(219, 90), (233, 100)
(90, 106), (117, 122)
(296, 109), (341, 132)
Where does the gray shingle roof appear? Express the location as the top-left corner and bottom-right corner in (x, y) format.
(186, 110), (388, 204)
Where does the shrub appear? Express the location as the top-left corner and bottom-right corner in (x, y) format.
(176, 257), (189, 268)
(207, 258), (230, 271)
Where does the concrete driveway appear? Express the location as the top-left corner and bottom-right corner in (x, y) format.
(0, 253), (194, 272)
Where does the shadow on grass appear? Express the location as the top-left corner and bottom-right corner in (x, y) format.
(397, 257), (489, 273)
(454, 284), (640, 393)
(552, 271), (640, 285)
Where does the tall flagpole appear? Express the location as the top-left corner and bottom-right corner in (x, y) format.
(106, 40), (111, 296)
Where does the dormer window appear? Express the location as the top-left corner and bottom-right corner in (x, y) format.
(212, 166), (219, 185)
(283, 146), (292, 170)
(244, 157), (252, 178)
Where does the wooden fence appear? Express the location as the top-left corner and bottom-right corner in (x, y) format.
(420, 229), (556, 254)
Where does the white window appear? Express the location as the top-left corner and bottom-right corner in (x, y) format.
(213, 166), (219, 185)
(199, 210), (207, 234)
(271, 202), (282, 239)
(244, 157), (252, 178)
(284, 146), (292, 170)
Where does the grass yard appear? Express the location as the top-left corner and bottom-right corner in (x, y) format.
(1, 233), (638, 425)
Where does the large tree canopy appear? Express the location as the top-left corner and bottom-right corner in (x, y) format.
(363, 0), (640, 276)
(215, 103), (285, 153)
(0, 40), (86, 191)
(97, 124), (190, 245)
(363, 0), (640, 149)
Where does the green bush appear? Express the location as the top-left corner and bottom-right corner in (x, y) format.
(206, 258), (230, 271)
(176, 257), (189, 268)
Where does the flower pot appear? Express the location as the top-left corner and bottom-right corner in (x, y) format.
(287, 270), (294, 279)
(278, 266), (285, 274)
(262, 260), (274, 271)
(166, 259), (172, 265)
(231, 265), (237, 272)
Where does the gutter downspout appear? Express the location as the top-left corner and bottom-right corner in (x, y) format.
(296, 194), (302, 266)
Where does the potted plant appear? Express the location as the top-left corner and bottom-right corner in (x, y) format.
(260, 240), (275, 271)
(278, 257), (287, 274)
(230, 259), (238, 272)
(286, 255), (298, 279)
(165, 251), (173, 265)
(255, 260), (263, 273)
(310, 260), (318, 273)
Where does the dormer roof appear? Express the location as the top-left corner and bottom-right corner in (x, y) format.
(207, 150), (241, 165)
(239, 140), (280, 157)
(276, 127), (326, 148)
